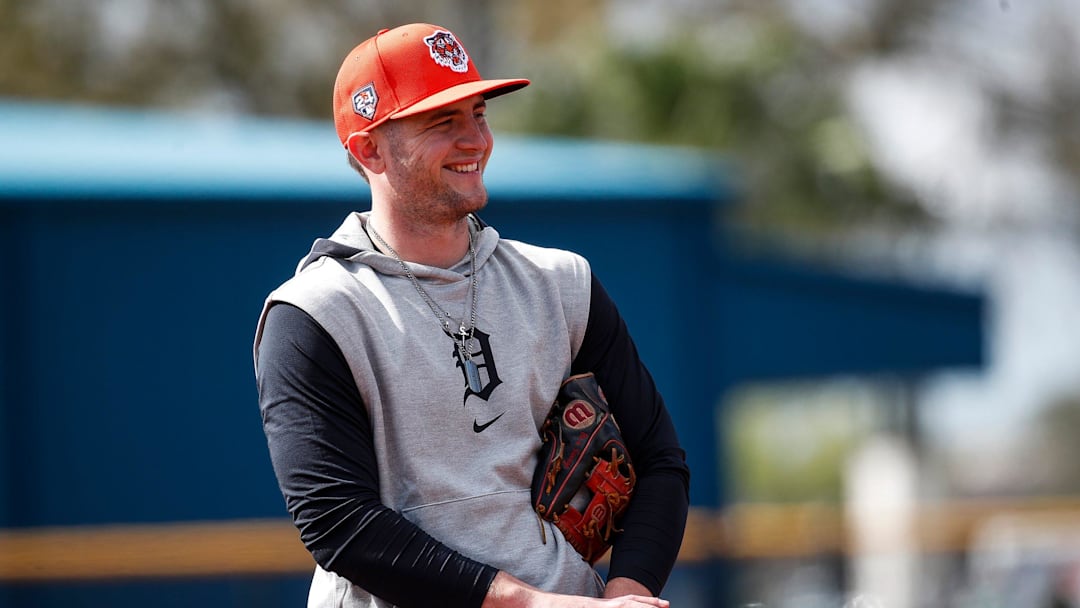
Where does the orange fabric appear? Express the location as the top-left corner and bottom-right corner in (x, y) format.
(332, 23), (529, 146)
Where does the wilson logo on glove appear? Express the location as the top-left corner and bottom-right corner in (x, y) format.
(562, 400), (597, 429)
(531, 373), (636, 564)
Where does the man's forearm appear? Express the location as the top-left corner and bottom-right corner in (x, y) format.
(482, 571), (670, 608)
(604, 577), (653, 598)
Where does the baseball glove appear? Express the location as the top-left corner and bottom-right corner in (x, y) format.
(531, 372), (636, 564)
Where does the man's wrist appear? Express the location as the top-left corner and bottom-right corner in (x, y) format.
(603, 576), (652, 599)
(482, 570), (539, 608)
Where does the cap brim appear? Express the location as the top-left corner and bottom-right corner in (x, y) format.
(388, 78), (530, 122)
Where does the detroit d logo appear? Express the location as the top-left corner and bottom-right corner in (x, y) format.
(424, 30), (469, 73)
(450, 328), (502, 402)
(352, 84), (378, 120)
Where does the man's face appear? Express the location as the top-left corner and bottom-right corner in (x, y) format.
(376, 94), (494, 225)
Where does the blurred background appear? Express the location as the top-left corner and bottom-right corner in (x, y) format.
(2, 0), (1080, 606)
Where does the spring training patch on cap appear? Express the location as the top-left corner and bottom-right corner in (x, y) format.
(424, 30), (469, 73)
(352, 83), (378, 120)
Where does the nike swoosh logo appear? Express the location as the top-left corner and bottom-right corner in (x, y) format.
(473, 411), (506, 433)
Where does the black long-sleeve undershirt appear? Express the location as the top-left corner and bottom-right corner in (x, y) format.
(570, 277), (690, 594)
(256, 274), (689, 606)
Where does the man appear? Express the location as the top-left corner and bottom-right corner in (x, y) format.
(254, 23), (690, 608)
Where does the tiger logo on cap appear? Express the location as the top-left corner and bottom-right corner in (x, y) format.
(424, 30), (469, 73)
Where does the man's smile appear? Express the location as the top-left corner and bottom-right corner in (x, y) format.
(447, 161), (480, 173)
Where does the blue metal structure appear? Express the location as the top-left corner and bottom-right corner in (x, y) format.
(0, 100), (984, 607)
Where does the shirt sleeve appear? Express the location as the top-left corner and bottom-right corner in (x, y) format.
(571, 273), (691, 596)
(256, 302), (498, 608)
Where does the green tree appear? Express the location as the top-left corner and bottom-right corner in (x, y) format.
(492, 7), (928, 243)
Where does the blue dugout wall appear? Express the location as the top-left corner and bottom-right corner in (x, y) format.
(0, 101), (984, 606)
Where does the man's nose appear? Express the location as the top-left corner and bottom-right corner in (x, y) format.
(456, 118), (488, 150)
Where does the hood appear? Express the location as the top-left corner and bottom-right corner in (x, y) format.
(294, 211), (498, 283)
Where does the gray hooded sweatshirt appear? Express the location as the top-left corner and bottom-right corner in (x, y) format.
(254, 211), (602, 606)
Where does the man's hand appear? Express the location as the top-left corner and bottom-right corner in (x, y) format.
(483, 571), (670, 608)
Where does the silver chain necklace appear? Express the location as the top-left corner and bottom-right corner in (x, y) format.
(367, 218), (483, 392)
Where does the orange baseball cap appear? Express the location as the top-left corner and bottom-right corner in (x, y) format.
(333, 23), (530, 147)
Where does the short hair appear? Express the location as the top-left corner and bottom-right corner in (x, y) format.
(344, 121), (405, 184)
(346, 150), (369, 183)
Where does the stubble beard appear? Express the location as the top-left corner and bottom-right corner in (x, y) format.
(387, 147), (489, 228)
(388, 177), (486, 230)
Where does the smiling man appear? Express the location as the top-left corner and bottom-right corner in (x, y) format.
(253, 23), (690, 608)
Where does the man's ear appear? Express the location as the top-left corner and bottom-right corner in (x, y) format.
(345, 131), (385, 175)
